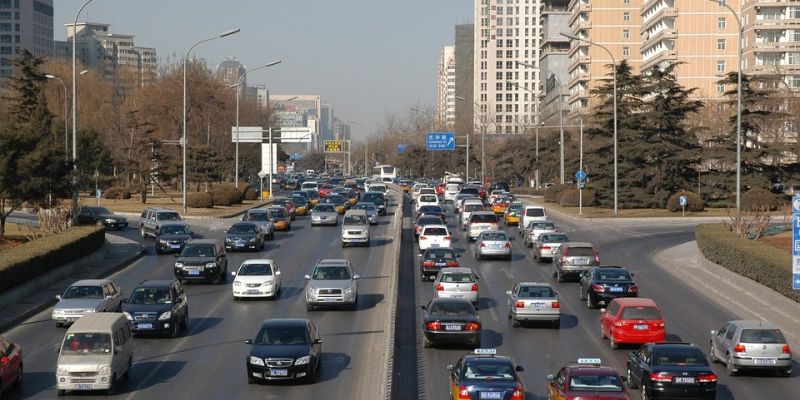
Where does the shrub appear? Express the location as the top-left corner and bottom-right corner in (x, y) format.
(666, 191), (705, 212)
(0, 226), (105, 294)
(102, 186), (132, 200)
(557, 188), (595, 207)
(696, 224), (798, 303)
(239, 182), (258, 201)
(188, 192), (214, 208)
(210, 183), (242, 206)
(510, 187), (546, 196)
(543, 184), (572, 203)
(742, 188), (782, 211)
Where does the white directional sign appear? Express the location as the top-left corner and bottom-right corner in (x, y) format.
(231, 127), (263, 143)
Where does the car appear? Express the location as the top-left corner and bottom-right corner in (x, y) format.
(273, 198), (297, 220)
(708, 320), (792, 376)
(443, 183), (462, 204)
(533, 233), (570, 262)
(318, 183), (335, 198)
(302, 189), (320, 206)
(416, 193), (440, 212)
(241, 208), (275, 240)
(300, 180), (319, 193)
(154, 223), (193, 255)
(173, 239), (228, 284)
(411, 184), (430, 201)
(269, 206), (292, 230)
(503, 202), (524, 225)
(224, 222), (264, 252)
(140, 207), (183, 238)
(459, 199), (485, 229)
(491, 197), (512, 215)
(626, 342), (717, 400)
(488, 181), (510, 193)
(304, 259), (359, 310)
(52, 279), (123, 327)
(76, 206), (128, 230)
(399, 180), (414, 193)
(416, 205), (446, 222)
(518, 206), (547, 236)
(310, 204), (338, 226)
(488, 189), (508, 204)
(601, 298), (666, 349)
(231, 259), (282, 300)
(447, 349), (526, 400)
(415, 215), (444, 241)
(420, 298), (481, 348)
(0, 336), (23, 394)
(433, 267), (479, 307)
(547, 358), (630, 400)
(367, 183), (388, 194)
(341, 209), (370, 247)
(245, 318), (322, 384)
(419, 247), (460, 281)
(579, 266), (638, 309)
(351, 202), (379, 224)
(522, 221), (557, 247)
(466, 211), (500, 242)
(506, 282), (560, 328)
(454, 193), (479, 214)
(552, 242), (601, 282)
(418, 224), (452, 250)
(361, 191), (388, 215)
(290, 193), (311, 216)
(474, 230), (513, 260)
(322, 194), (349, 214)
(122, 279), (188, 337)
(335, 188), (358, 205)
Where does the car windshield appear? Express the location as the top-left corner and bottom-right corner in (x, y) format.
(518, 286), (555, 298)
(181, 244), (216, 257)
(238, 263), (273, 276)
(441, 273), (475, 283)
(89, 207), (112, 214)
(569, 374), (624, 392)
(420, 195), (438, 202)
(425, 249), (456, 260)
(542, 234), (569, 242)
(157, 212), (181, 221)
(344, 215), (367, 225)
(324, 196), (345, 204)
(353, 203), (376, 211)
(597, 270), (632, 281)
(620, 306), (662, 320)
(418, 217), (441, 226)
(229, 224), (258, 234)
(62, 285), (104, 299)
(315, 205), (335, 213)
(480, 232), (508, 241)
(245, 212), (269, 221)
(740, 329), (786, 344)
(255, 326), (309, 345)
(363, 194), (384, 202)
(61, 333), (112, 355)
(463, 361), (515, 381)
(313, 266), (351, 280)
(525, 208), (545, 217)
(423, 227), (448, 236)
(429, 301), (474, 315)
(653, 349), (709, 366)
(129, 287), (172, 305)
(160, 225), (189, 235)
(460, 188), (479, 195)
(471, 214), (497, 223)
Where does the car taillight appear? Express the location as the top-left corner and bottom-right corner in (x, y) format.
(480, 242), (487, 248)
(561, 256), (567, 264)
(551, 301), (560, 308)
(649, 372), (673, 383)
(471, 283), (478, 291)
(591, 284), (605, 293)
(504, 242), (512, 249)
(593, 249), (600, 263)
(515, 301), (525, 308)
(426, 321), (442, 331)
(465, 322), (481, 331)
(422, 261), (434, 267)
(614, 321), (624, 327)
(511, 384), (524, 400)
(541, 245), (550, 250)
(734, 344), (746, 352)
(446, 261), (459, 267)
(444, 236), (451, 241)
(783, 344), (791, 354)
(698, 373), (717, 383)
(628, 285), (638, 293)
(415, 226), (421, 233)
(419, 236), (427, 241)
(436, 284), (444, 291)
(458, 385), (470, 400)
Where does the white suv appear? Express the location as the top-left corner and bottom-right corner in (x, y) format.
(418, 225), (452, 250)
(443, 183), (461, 204)
(518, 206), (547, 236)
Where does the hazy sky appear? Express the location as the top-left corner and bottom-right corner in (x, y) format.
(54, 0), (473, 139)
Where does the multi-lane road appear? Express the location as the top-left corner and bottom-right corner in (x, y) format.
(2, 190), (799, 400)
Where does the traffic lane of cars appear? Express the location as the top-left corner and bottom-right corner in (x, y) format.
(1, 199), (398, 400)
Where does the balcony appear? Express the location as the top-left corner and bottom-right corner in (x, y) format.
(753, 40), (800, 51)
(753, 18), (800, 29)
(567, 54), (591, 72)
(642, 7), (678, 32)
(641, 49), (677, 71)
(569, 4), (591, 26)
(567, 72), (591, 88)
(641, 29), (677, 52)
(567, 40), (589, 57)
(568, 90), (590, 104)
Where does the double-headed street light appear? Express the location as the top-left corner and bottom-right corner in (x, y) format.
(70, 0), (94, 224)
(182, 28), (240, 213)
(233, 60), (282, 188)
(47, 70), (88, 162)
(561, 32), (618, 215)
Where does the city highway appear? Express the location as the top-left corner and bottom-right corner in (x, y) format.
(1, 192), (400, 400)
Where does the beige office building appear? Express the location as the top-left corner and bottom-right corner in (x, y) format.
(437, 45), (456, 130)
(742, 0), (800, 89)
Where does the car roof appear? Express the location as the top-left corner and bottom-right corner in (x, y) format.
(727, 320), (781, 329)
(524, 205), (544, 209)
(241, 259), (275, 265)
(186, 239), (219, 245)
(316, 259), (350, 266)
(518, 282), (554, 288)
(612, 297), (658, 307)
(563, 241), (595, 248)
(439, 267), (473, 274)
(261, 318), (310, 328)
(422, 224), (448, 230)
(137, 280), (176, 288)
(344, 209), (367, 216)
(69, 279), (112, 286)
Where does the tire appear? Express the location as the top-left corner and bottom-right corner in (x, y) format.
(170, 322), (180, 338)
(780, 368), (792, 377)
(57, 390), (66, 396)
(578, 286), (586, 301)
(155, 247), (162, 255)
(306, 303), (315, 312)
(552, 269), (558, 278)
(140, 226), (146, 238)
(181, 311), (189, 329)
(247, 374), (257, 384)
(586, 293), (595, 309)
(106, 374), (116, 395)
(726, 353), (738, 376)
(212, 272), (221, 285)
(626, 368), (638, 389)
(641, 384), (649, 400)
(511, 317), (520, 328)
(553, 318), (560, 329)
(16, 363), (23, 387)
(610, 334), (618, 350)
(556, 271), (564, 283)
(708, 342), (718, 363)
(423, 335), (432, 348)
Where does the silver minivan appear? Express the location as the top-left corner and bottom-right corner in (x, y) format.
(341, 209), (370, 247)
(56, 313), (133, 396)
(709, 320), (792, 376)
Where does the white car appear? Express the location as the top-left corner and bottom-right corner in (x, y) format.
(415, 187), (436, 203)
(443, 183), (461, 204)
(418, 225), (452, 250)
(518, 206), (548, 236)
(231, 259), (282, 300)
(411, 184), (429, 201)
(416, 194), (439, 212)
(433, 267), (479, 306)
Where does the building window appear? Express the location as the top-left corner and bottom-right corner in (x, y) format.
(623, 11), (630, 22)
(789, 52), (800, 65)
(717, 39), (726, 50)
(624, 0), (630, 3)
(791, 7), (800, 19)
(623, 29), (630, 39)
(717, 60), (726, 72)
(717, 84), (725, 93)
(791, 76), (800, 88)
(717, 17), (726, 29)
(0, 46), (10, 54)
(622, 46), (629, 56)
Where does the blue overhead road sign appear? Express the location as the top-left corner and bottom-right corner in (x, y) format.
(575, 170), (586, 181)
(426, 132), (456, 151)
(794, 195), (800, 290)
(397, 144), (409, 155)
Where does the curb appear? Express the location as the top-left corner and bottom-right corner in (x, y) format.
(382, 189), (403, 399)
(115, 200), (275, 221)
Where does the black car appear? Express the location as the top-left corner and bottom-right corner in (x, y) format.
(245, 318), (322, 384)
(626, 342), (717, 400)
(76, 206), (128, 230)
(122, 279), (188, 338)
(447, 349), (525, 400)
(361, 192), (387, 215)
(224, 222), (264, 252)
(416, 205), (446, 222)
(419, 247), (460, 281)
(420, 298), (481, 349)
(488, 181), (510, 193)
(155, 223), (193, 255)
(173, 239), (228, 284)
(579, 266), (638, 309)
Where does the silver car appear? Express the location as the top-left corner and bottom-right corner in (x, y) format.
(304, 259), (359, 310)
(311, 204), (338, 226)
(474, 230), (512, 260)
(551, 242), (600, 282)
(433, 267), (479, 307)
(466, 211), (500, 241)
(506, 282), (560, 328)
(709, 320), (792, 376)
(241, 208), (275, 240)
(351, 202), (378, 224)
(52, 279), (123, 327)
(341, 210), (370, 247)
(523, 221), (557, 247)
(460, 200), (484, 229)
(533, 233), (570, 262)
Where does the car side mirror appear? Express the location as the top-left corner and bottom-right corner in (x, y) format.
(230, 271), (237, 276)
(419, 305), (427, 310)
(275, 270), (281, 276)
(456, 254), (461, 258)
(245, 339), (253, 344)
(122, 298), (128, 303)
(546, 374), (555, 381)
(353, 274), (360, 280)
(710, 330), (717, 336)
(505, 291), (512, 296)
(515, 366), (524, 372)
(446, 364), (454, 371)
(620, 375), (627, 382)
(304, 275), (311, 280)
(630, 273), (635, 277)
(55, 295), (61, 300)
(314, 338), (322, 344)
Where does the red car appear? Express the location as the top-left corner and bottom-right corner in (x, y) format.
(547, 358), (630, 400)
(0, 336), (23, 394)
(600, 298), (666, 349)
(318, 184), (335, 198)
(435, 183), (446, 196)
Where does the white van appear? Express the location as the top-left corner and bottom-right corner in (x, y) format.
(367, 183), (387, 194)
(56, 313), (133, 396)
(300, 181), (319, 192)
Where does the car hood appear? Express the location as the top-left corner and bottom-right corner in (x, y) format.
(54, 299), (103, 310)
(309, 279), (353, 289)
(122, 303), (172, 314)
(312, 212), (337, 218)
(98, 213), (126, 221)
(226, 233), (259, 240)
(176, 256), (215, 264)
(249, 221), (273, 228)
(157, 234), (191, 241)
(58, 354), (113, 370)
(235, 275), (277, 284)
(251, 344), (311, 359)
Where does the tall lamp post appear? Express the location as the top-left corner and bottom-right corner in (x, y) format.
(709, 0), (743, 214)
(45, 74), (69, 161)
(233, 60), (281, 188)
(70, 0), (94, 224)
(455, 96), (472, 182)
(561, 32), (618, 214)
(182, 28), (240, 213)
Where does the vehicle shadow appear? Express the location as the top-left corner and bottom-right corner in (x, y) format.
(371, 237), (394, 247)
(8, 371), (55, 399)
(480, 329), (504, 348)
(714, 383), (736, 400)
(478, 297), (498, 311)
(666, 333), (683, 342)
(261, 243), (281, 251)
(185, 317), (224, 337)
(124, 360), (187, 391)
(355, 293), (384, 311)
(315, 352), (352, 384)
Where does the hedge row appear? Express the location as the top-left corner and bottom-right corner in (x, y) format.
(188, 183), (257, 208)
(510, 187), (546, 196)
(0, 225), (106, 294)
(696, 224), (799, 303)
(103, 186), (132, 200)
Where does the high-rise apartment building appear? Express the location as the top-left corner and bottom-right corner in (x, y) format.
(217, 57), (245, 88)
(454, 23), (475, 136)
(437, 45), (456, 130)
(320, 103), (334, 141)
(474, 0), (542, 135)
(540, 0), (570, 123)
(0, 0), (53, 84)
(742, 1), (800, 90)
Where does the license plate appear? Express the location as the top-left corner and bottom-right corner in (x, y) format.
(323, 298), (337, 302)
(74, 383), (93, 390)
(188, 270), (200, 276)
(435, 262), (446, 267)
(490, 244), (501, 249)
(431, 243), (440, 247)
(576, 258), (590, 265)
(445, 325), (462, 331)
(674, 377), (695, 384)
(531, 302), (545, 309)
(170, 244), (180, 249)
(609, 287), (623, 293)
(480, 392), (503, 399)
(270, 369), (288, 377)
(236, 243), (245, 247)
(247, 290), (260, 294)
(634, 324), (649, 330)
(754, 358), (777, 365)
(137, 323), (153, 330)
(449, 294), (465, 299)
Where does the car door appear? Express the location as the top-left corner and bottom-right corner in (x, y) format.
(449, 359), (463, 400)
(712, 323), (730, 356)
(272, 262), (282, 291)
(0, 338), (10, 388)
(601, 301), (618, 337)
(548, 368), (567, 399)
(309, 321), (322, 362)
(628, 346), (649, 387)
(175, 283), (188, 321)
(722, 323), (738, 354)
(102, 284), (115, 312)
(507, 284), (520, 313)
(108, 282), (122, 311)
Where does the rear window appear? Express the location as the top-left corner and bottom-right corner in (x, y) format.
(425, 249), (457, 260)
(418, 217), (442, 225)
(460, 188), (479, 195)
(739, 329), (786, 344)
(420, 195), (438, 202)
(620, 306), (662, 320)
(525, 208), (545, 217)
(569, 374), (623, 392)
(423, 227), (448, 236)
(652, 349), (709, 366)
(597, 270), (632, 281)
(441, 273), (475, 283)
(542, 234), (569, 242)
(446, 184), (460, 191)
(470, 214), (498, 224)
(567, 247), (594, 257)
(464, 204), (483, 212)
(532, 222), (555, 230)
(480, 232), (508, 241)
(518, 286), (555, 298)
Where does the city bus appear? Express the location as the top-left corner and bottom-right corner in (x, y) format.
(372, 165), (398, 183)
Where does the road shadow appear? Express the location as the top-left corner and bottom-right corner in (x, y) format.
(480, 329), (504, 348)
(666, 333), (683, 342)
(185, 317), (224, 337)
(355, 293), (384, 311)
(477, 296), (498, 311)
(714, 383), (736, 400)
(185, 286), (231, 296)
(125, 360), (187, 391)
(261, 243), (281, 251)
(371, 237), (394, 247)
(8, 371), (55, 399)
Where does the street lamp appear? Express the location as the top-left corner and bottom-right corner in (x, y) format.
(561, 32), (618, 214)
(709, 0), (742, 214)
(182, 28), (240, 213)
(233, 60), (281, 188)
(70, 0), (94, 224)
(45, 74), (68, 160)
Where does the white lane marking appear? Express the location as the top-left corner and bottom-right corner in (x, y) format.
(502, 269), (514, 281)
(488, 306), (499, 322)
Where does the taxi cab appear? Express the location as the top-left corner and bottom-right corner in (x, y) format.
(447, 349), (525, 400)
(503, 202), (524, 225)
(291, 194), (310, 216)
(274, 198), (296, 220)
(269, 206), (292, 231)
(303, 189), (320, 206)
(546, 358), (630, 400)
(399, 180), (414, 193)
(323, 194), (349, 215)
(492, 197), (512, 215)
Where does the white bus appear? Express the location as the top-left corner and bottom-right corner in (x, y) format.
(372, 165), (398, 183)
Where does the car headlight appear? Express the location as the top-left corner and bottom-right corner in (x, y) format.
(52, 309), (64, 315)
(249, 356), (265, 366)
(233, 281), (242, 287)
(344, 286), (353, 294)
(262, 281), (272, 287)
(205, 262), (217, 269)
(307, 286), (316, 294)
(57, 367), (69, 375)
(158, 311), (172, 321)
(123, 311), (133, 321)
(175, 262), (184, 269)
(249, 238), (256, 243)
(104, 218), (115, 223)
(86, 308), (98, 314)
(98, 365), (111, 375)
(294, 356), (310, 366)
(159, 239), (169, 244)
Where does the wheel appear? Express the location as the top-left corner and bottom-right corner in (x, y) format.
(726, 353), (738, 376)
(780, 368), (792, 377)
(553, 318), (560, 329)
(420, 273), (427, 282)
(626, 368), (638, 389)
(181, 311), (189, 329)
(212, 272), (221, 285)
(155, 247), (162, 255)
(170, 322), (180, 338)
(341, 242), (347, 248)
(610, 333), (618, 349)
(140, 226), (146, 238)
(511, 317), (520, 328)
(556, 271), (564, 283)
(16, 363), (23, 388)
(552, 269), (558, 278)
(475, 252), (481, 260)
(55, 322), (63, 328)
(641, 384), (650, 400)
(586, 293), (595, 309)
(247, 374), (257, 384)
(423, 335), (432, 348)
(708, 342), (718, 363)
(106, 373), (116, 395)
(506, 254), (512, 261)
(579, 286), (586, 301)
(306, 303), (315, 311)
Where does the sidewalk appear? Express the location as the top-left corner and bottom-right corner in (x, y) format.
(655, 241), (800, 350)
(0, 233), (144, 333)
